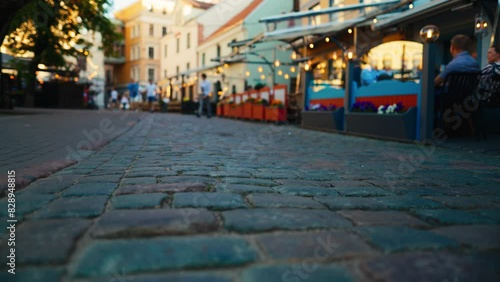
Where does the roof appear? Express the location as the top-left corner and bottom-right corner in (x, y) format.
(201, 0), (263, 44)
(183, 0), (215, 10)
(372, 0), (468, 30)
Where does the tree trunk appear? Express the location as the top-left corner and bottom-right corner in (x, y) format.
(24, 58), (40, 108)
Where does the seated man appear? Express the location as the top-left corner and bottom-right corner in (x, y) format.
(434, 34), (480, 87)
(477, 45), (500, 103)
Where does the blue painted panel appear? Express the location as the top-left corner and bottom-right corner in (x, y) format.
(309, 84), (345, 99)
(353, 80), (421, 98)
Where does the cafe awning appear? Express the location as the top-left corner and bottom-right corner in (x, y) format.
(372, 0), (471, 30)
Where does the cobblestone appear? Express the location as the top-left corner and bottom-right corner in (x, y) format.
(1, 110), (499, 281)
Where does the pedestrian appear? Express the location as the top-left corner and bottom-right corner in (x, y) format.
(121, 93), (130, 110)
(145, 79), (158, 112)
(128, 79), (139, 102)
(110, 87), (118, 109)
(197, 73), (212, 118)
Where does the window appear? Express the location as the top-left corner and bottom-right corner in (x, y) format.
(148, 68), (155, 81)
(148, 47), (154, 59)
(164, 69), (167, 78)
(162, 26), (167, 36)
(216, 44), (221, 58)
(186, 62), (190, 70)
(135, 24), (140, 37)
(202, 53), (206, 66)
(176, 66), (180, 74)
(164, 45), (167, 58)
(187, 33), (191, 49)
(149, 24), (154, 36)
(176, 38), (180, 53)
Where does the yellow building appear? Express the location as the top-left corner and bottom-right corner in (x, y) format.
(114, 0), (175, 90)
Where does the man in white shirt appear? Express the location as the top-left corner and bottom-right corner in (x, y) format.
(145, 79), (158, 112)
(110, 87), (118, 109)
(197, 73), (212, 118)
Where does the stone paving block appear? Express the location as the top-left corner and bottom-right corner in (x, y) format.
(315, 197), (387, 210)
(172, 193), (247, 210)
(160, 176), (219, 185)
(0, 194), (56, 217)
(334, 187), (393, 197)
(251, 172), (300, 179)
(375, 196), (442, 210)
(426, 196), (500, 209)
(87, 272), (235, 282)
(432, 225), (500, 250)
(111, 193), (167, 209)
(412, 209), (497, 225)
(473, 209), (500, 223)
(31, 196), (108, 218)
(222, 208), (352, 233)
(221, 178), (277, 187)
(301, 173), (341, 181)
(215, 184), (275, 194)
(0, 219), (91, 264)
(355, 226), (458, 253)
(127, 170), (178, 178)
(116, 183), (206, 195)
(241, 264), (355, 282)
(91, 208), (218, 238)
(359, 252), (500, 282)
(121, 177), (158, 185)
(62, 183), (117, 197)
(18, 175), (81, 194)
(256, 230), (375, 260)
(77, 175), (123, 183)
(209, 171), (253, 178)
(338, 210), (429, 227)
(0, 267), (63, 282)
(247, 194), (326, 209)
(69, 236), (259, 277)
(274, 179), (333, 187)
(275, 186), (339, 196)
(389, 187), (445, 196)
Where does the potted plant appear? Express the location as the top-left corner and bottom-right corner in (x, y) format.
(252, 98), (268, 121)
(345, 101), (417, 140)
(301, 103), (344, 131)
(265, 99), (286, 122)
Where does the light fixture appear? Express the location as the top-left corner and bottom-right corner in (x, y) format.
(260, 74), (265, 80)
(409, 3), (413, 9)
(284, 74), (289, 79)
(290, 66), (296, 73)
(245, 71), (250, 77)
(304, 62), (311, 71)
(291, 51), (297, 60)
(325, 37), (330, 42)
(373, 18), (378, 24)
(475, 13), (488, 36)
(333, 52), (337, 60)
(309, 43), (314, 49)
(278, 70), (283, 76)
(258, 66), (263, 73)
(348, 29), (353, 34)
(347, 52), (353, 60)
(419, 25), (440, 43)
(274, 60), (280, 67)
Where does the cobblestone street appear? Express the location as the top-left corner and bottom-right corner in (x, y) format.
(0, 109), (499, 282)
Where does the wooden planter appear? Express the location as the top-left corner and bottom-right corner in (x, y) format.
(265, 107), (286, 122)
(223, 104), (231, 118)
(345, 107), (417, 141)
(252, 104), (265, 121)
(243, 103), (253, 119)
(301, 107), (344, 131)
(217, 104), (224, 117)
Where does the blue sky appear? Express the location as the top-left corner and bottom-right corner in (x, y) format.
(110, 0), (136, 14)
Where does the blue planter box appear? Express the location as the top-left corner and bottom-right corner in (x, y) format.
(345, 107), (417, 141)
(301, 107), (344, 131)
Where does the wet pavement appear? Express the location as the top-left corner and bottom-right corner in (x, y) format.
(0, 108), (499, 282)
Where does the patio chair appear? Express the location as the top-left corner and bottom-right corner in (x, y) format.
(436, 72), (480, 136)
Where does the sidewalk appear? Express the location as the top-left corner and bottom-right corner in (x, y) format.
(0, 109), (499, 282)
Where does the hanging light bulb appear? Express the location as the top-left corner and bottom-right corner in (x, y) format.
(245, 71), (250, 77)
(291, 51), (297, 60)
(309, 43), (314, 49)
(258, 66), (263, 73)
(278, 70), (283, 76)
(290, 66), (296, 73)
(284, 74), (289, 79)
(325, 37), (330, 42)
(274, 60), (280, 67)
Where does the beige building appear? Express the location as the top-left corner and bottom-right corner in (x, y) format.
(114, 0), (175, 90)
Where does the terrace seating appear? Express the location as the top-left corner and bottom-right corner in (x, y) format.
(437, 72), (480, 137)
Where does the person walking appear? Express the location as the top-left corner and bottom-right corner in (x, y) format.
(145, 79), (158, 113)
(197, 73), (212, 118)
(128, 79), (139, 102)
(110, 87), (118, 109)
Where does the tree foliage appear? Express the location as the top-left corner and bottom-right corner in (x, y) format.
(4, 0), (120, 69)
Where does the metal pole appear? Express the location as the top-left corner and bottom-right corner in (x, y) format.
(419, 42), (436, 141)
(344, 59), (355, 131)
